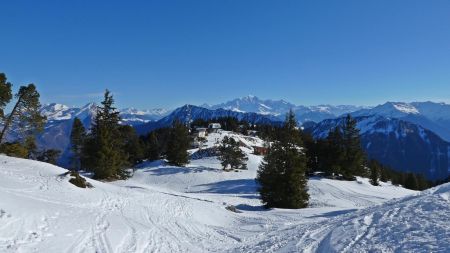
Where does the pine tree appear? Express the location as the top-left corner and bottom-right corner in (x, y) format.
(24, 136), (38, 159)
(166, 120), (190, 166)
(0, 73), (13, 120)
(257, 111), (309, 209)
(145, 131), (160, 161)
(83, 90), (129, 179)
(0, 142), (28, 158)
(70, 117), (86, 170)
(218, 136), (248, 171)
(404, 173), (418, 190)
(369, 160), (380, 186)
(37, 149), (61, 165)
(118, 125), (145, 165)
(323, 127), (345, 176)
(0, 82), (46, 144)
(341, 114), (365, 179)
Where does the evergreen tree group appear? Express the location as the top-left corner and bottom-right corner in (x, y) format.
(257, 110), (309, 209)
(218, 136), (248, 171)
(303, 114), (366, 180)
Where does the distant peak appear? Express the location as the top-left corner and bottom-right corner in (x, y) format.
(241, 95), (258, 101)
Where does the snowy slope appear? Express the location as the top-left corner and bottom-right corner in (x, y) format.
(235, 183), (450, 253)
(0, 155), (240, 252)
(0, 131), (427, 252)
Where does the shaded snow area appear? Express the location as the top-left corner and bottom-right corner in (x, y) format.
(0, 132), (447, 252)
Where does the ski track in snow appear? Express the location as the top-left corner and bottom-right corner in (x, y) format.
(1, 131), (448, 252)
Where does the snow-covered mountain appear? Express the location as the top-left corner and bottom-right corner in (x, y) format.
(203, 95), (296, 116)
(352, 101), (450, 141)
(135, 104), (282, 135)
(307, 115), (450, 180)
(119, 107), (170, 126)
(204, 95), (367, 123)
(40, 103), (169, 126)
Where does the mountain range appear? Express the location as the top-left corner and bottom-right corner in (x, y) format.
(203, 95), (368, 122)
(5, 96), (450, 180)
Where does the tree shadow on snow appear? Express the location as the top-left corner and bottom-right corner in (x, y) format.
(234, 204), (268, 212)
(308, 208), (358, 218)
(137, 166), (220, 176)
(190, 179), (259, 195)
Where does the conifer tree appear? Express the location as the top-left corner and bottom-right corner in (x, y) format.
(145, 131), (160, 161)
(24, 136), (38, 159)
(0, 81), (46, 144)
(83, 90), (129, 179)
(323, 127), (345, 176)
(37, 149), (61, 165)
(404, 173), (418, 190)
(369, 160), (380, 186)
(218, 136), (248, 171)
(257, 111), (309, 209)
(0, 73), (12, 120)
(0, 142), (28, 158)
(70, 117), (86, 170)
(166, 120), (190, 166)
(341, 114), (365, 179)
(118, 125), (144, 165)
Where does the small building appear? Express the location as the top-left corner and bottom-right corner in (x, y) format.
(253, 146), (268, 156)
(208, 123), (222, 133)
(195, 127), (208, 138)
(247, 130), (258, 137)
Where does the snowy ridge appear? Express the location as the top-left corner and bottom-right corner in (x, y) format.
(352, 101), (450, 141)
(205, 95), (367, 122)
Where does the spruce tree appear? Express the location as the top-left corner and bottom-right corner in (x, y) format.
(341, 114), (365, 179)
(146, 131), (160, 161)
(257, 111), (309, 209)
(404, 173), (418, 190)
(119, 125), (144, 165)
(369, 160), (380, 186)
(84, 90), (129, 179)
(70, 117), (86, 170)
(24, 136), (38, 159)
(323, 127), (345, 176)
(166, 120), (190, 166)
(218, 136), (248, 171)
(37, 149), (61, 165)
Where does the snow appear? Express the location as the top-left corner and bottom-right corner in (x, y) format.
(1, 131), (447, 252)
(393, 103), (420, 114)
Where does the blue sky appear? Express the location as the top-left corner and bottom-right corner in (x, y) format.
(1, 0), (449, 109)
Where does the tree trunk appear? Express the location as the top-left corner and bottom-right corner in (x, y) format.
(0, 94), (23, 144)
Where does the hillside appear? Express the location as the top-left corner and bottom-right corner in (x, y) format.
(0, 131), (428, 252)
(307, 115), (450, 180)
